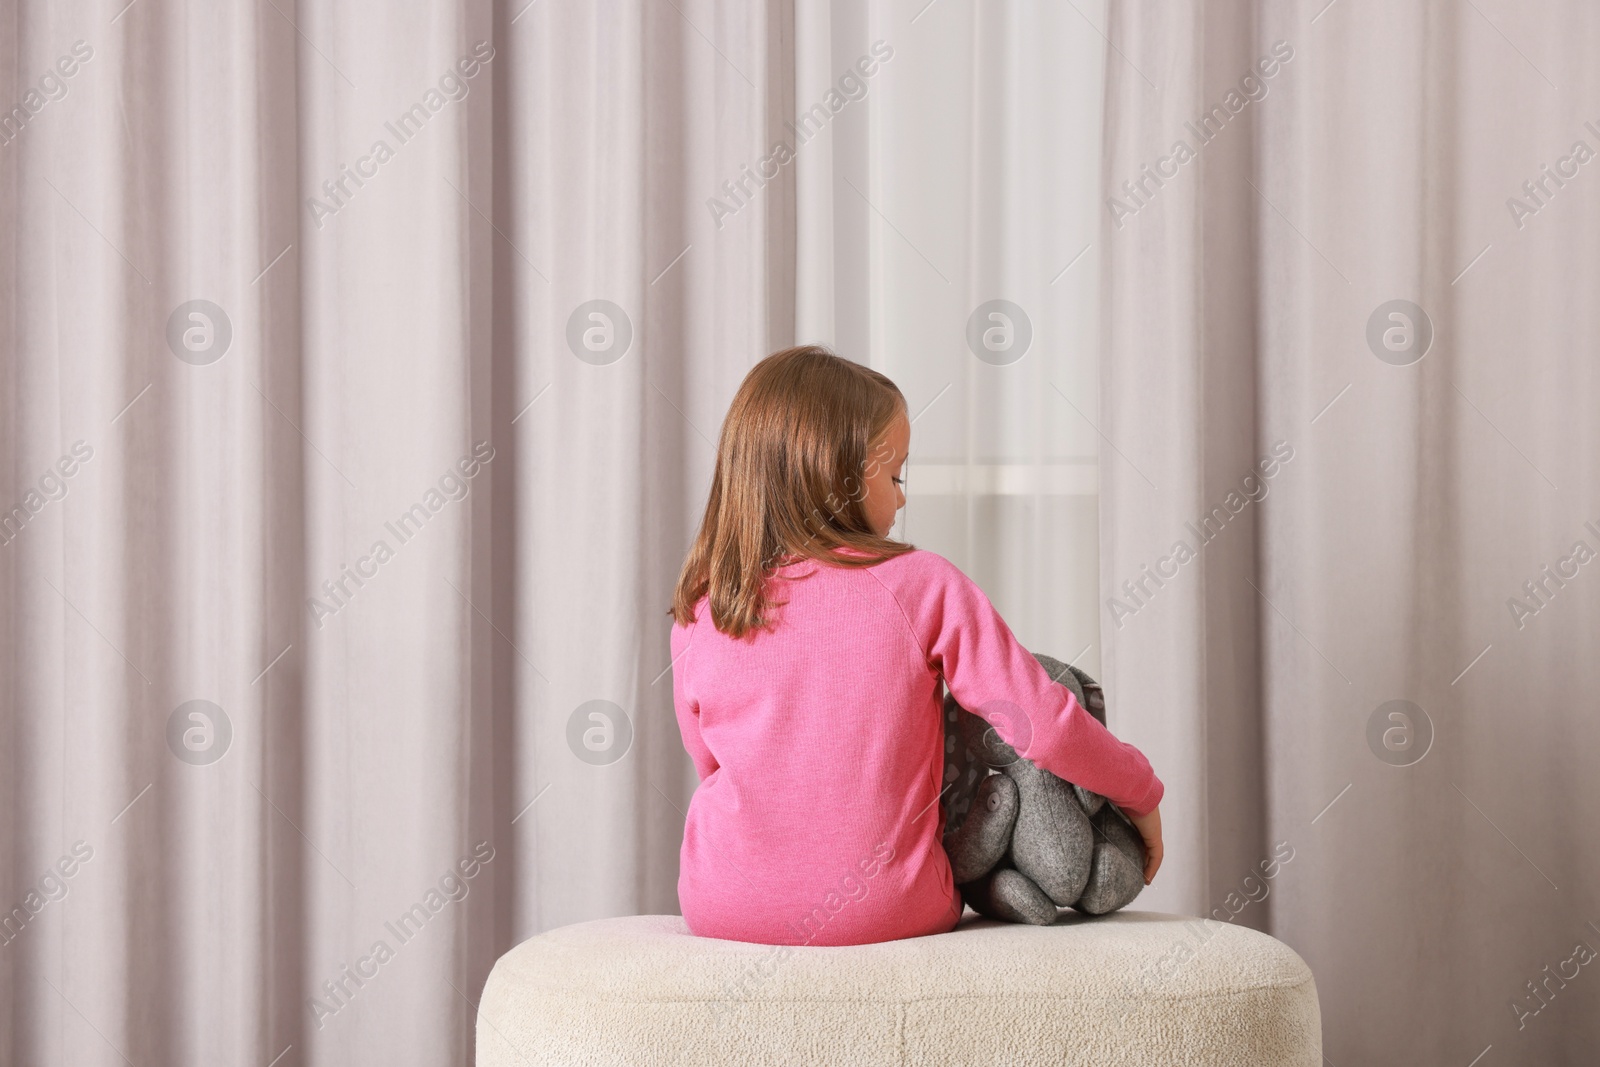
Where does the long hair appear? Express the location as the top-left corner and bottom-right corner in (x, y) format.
(671, 345), (915, 638)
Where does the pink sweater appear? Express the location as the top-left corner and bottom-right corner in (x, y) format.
(670, 548), (1163, 947)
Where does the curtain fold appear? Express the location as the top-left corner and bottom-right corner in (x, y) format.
(2, 2), (785, 1064)
(5, 3), (1105, 1060)
(1104, 1), (1600, 1061)
(14, 0), (1592, 1063)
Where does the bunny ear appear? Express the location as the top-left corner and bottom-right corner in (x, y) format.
(1027, 651), (1111, 728)
(1032, 652), (1081, 700)
(1064, 663), (1108, 728)
(940, 691), (985, 830)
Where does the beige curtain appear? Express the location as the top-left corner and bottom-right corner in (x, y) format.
(0, 1), (786, 1064)
(4, 0), (1107, 1063)
(1103, 1), (1600, 1061)
(21, 0), (1587, 1062)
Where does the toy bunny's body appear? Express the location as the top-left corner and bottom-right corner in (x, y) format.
(941, 653), (1148, 923)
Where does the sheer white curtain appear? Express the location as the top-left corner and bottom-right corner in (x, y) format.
(794, 0), (1110, 678)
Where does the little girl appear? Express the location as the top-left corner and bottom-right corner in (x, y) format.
(669, 346), (1164, 947)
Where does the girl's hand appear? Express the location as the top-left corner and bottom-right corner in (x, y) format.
(1124, 804), (1163, 885)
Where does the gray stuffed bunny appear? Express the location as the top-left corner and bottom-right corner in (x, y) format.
(940, 653), (1147, 924)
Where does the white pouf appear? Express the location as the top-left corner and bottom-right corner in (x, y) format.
(476, 911), (1320, 1066)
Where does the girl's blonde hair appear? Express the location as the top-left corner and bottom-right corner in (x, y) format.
(671, 345), (915, 638)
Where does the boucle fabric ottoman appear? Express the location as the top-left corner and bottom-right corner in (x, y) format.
(476, 910), (1320, 1066)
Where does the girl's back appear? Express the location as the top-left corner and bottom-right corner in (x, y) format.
(668, 346), (1162, 947)
(672, 548), (1161, 946)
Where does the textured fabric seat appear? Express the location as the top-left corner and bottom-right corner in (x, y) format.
(475, 910), (1321, 1066)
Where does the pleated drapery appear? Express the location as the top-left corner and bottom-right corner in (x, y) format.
(7, 0), (1596, 1064)
(1, 2), (788, 1063)
(1, 2), (1106, 1064)
(1102, 3), (1600, 1062)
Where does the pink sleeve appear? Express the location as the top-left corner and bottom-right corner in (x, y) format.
(670, 620), (719, 782)
(888, 554), (1164, 816)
